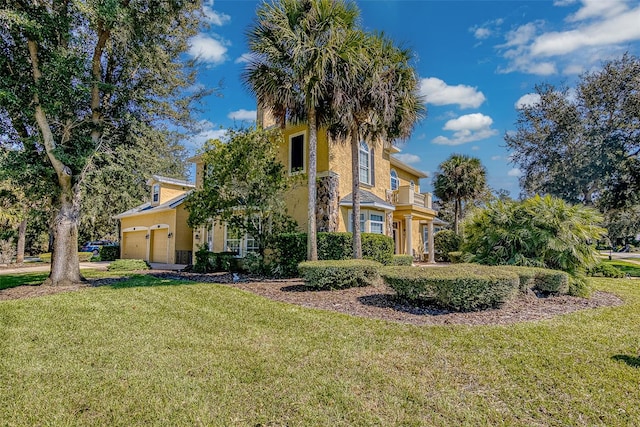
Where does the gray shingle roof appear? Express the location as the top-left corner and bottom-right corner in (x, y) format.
(339, 190), (395, 211)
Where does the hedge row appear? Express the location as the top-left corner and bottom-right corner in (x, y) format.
(193, 246), (239, 273)
(107, 259), (150, 271)
(495, 266), (569, 293)
(298, 259), (382, 290)
(272, 232), (395, 277)
(381, 264), (520, 311)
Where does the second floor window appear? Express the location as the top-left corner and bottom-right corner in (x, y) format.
(290, 133), (305, 173)
(390, 169), (399, 191)
(152, 184), (160, 203)
(359, 141), (371, 185)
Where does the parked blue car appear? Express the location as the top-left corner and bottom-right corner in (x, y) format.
(80, 240), (115, 256)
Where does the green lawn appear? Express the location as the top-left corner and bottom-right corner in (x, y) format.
(1, 274), (640, 426)
(604, 259), (640, 277)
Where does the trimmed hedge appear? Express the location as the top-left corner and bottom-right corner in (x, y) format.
(317, 232), (352, 260)
(381, 264), (520, 311)
(272, 233), (307, 277)
(107, 259), (150, 271)
(362, 234), (394, 265)
(391, 255), (414, 266)
(98, 245), (120, 261)
(39, 252), (94, 263)
(193, 246), (239, 273)
(587, 262), (625, 278)
(434, 230), (461, 262)
(298, 259), (382, 289)
(495, 266), (570, 293)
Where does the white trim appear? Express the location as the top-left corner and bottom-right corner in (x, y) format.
(359, 141), (371, 185)
(390, 169), (399, 191)
(347, 209), (386, 234)
(122, 226), (149, 233)
(288, 130), (306, 175)
(150, 223), (170, 230)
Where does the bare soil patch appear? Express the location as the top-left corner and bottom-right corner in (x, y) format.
(1, 271), (624, 326)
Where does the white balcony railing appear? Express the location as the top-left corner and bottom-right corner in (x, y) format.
(392, 185), (432, 209)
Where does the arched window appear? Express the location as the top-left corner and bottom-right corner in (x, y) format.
(359, 141), (371, 185)
(390, 169), (399, 191)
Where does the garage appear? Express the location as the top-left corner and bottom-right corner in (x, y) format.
(122, 230), (148, 260)
(151, 228), (169, 263)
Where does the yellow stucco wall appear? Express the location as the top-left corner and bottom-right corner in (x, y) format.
(120, 205), (193, 264)
(393, 166), (422, 191)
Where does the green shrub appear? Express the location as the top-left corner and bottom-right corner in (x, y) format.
(448, 251), (463, 263)
(39, 252), (94, 263)
(381, 264), (520, 311)
(434, 230), (461, 262)
(241, 252), (266, 274)
(391, 255), (413, 266)
(317, 232), (352, 260)
(568, 275), (591, 298)
(496, 266), (570, 293)
(107, 259), (150, 271)
(298, 259), (382, 290)
(193, 245), (214, 273)
(362, 233), (394, 265)
(587, 262), (625, 278)
(99, 245), (120, 261)
(462, 195), (605, 276)
(272, 232), (307, 277)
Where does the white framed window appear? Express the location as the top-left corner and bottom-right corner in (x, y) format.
(206, 222), (214, 251)
(224, 225), (258, 257)
(152, 184), (160, 203)
(370, 213), (384, 234)
(289, 131), (305, 174)
(390, 169), (399, 191)
(409, 180), (415, 190)
(348, 210), (385, 234)
(359, 141), (371, 185)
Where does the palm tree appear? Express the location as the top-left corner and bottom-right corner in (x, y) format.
(244, 0), (359, 261)
(328, 32), (425, 258)
(433, 154), (487, 235)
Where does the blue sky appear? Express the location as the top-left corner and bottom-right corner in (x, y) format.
(186, 0), (640, 197)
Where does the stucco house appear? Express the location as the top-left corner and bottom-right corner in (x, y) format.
(190, 110), (439, 261)
(115, 175), (195, 264)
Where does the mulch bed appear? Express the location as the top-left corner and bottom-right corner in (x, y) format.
(0, 270), (625, 326)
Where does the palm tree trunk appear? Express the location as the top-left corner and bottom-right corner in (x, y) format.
(351, 132), (362, 259)
(454, 197), (460, 235)
(307, 107), (318, 261)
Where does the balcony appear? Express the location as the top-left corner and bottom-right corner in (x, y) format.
(389, 185), (433, 210)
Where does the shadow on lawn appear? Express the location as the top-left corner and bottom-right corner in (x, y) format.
(92, 273), (195, 289)
(612, 354), (640, 368)
(357, 294), (451, 316)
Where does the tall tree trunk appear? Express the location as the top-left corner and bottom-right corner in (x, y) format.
(307, 107), (318, 261)
(45, 189), (84, 286)
(351, 133), (362, 259)
(28, 38), (83, 286)
(16, 219), (26, 264)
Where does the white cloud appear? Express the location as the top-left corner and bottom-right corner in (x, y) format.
(188, 34), (228, 65)
(203, 1), (231, 26)
(491, 155), (502, 161)
(566, 0), (628, 22)
(471, 146), (480, 151)
(394, 153), (421, 165)
(508, 168), (523, 177)
(496, 1), (640, 76)
(443, 113), (493, 131)
(228, 109), (256, 121)
(515, 93), (541, 109)
(234, 53), (256, 64)
(432, 113), (498, 146)
(474, 28), (491, 40)
(188, 120), (228, 150)
(530, 8), (640, 57)
(419, 77), (486, 109)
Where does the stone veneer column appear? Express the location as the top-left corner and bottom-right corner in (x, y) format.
(316, 172), (340, 232)
(385, 190), (394, 236)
